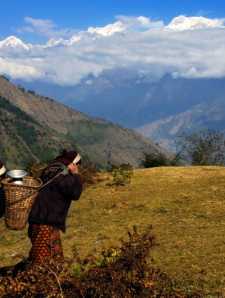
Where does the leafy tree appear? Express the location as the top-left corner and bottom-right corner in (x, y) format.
(176, 129), (225, 165)
(142, 152), (170, 168)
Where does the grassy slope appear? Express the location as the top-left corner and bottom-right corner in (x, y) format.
(0, 166), (225, 294)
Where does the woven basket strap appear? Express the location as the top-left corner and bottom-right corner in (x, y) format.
(38, 169), (67, 191)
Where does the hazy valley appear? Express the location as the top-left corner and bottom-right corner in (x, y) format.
(17, 72), (225, 150)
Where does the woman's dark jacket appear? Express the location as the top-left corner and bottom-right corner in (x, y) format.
(28, 163), (82, 232)
(0, 184), (5, 218)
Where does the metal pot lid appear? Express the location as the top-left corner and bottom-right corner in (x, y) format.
(7, 169), (28, 179)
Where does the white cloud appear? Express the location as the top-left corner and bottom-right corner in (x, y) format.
(116, 15), (164, 30)
(87, 16), (163, 36)
(166, 15), (225, 31)
(0, 15), (225, 85)
(25, 17), (55, 33)
(87, 21), (125, 36)
(19, 17), (76, 39)
(0, 57), (42, 80)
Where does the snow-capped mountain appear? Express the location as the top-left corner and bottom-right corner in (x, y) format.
(1, 14), (225, 150)
(0, 36), (31, 51)
(0, 15), (225, 84)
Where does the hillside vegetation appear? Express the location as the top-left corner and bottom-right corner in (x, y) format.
(0, 76), (163, 168)
(0, 95), (73, 166)
(0, 166), (225, 296)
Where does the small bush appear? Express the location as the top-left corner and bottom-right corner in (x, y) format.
(110, 163), (134, 186)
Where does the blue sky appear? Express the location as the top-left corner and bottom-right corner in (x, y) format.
(0, 0), (225, 84)
(1, 0), (225, 40)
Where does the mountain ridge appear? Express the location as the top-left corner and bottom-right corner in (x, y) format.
(16, 71), (225, 149)
(16, 72), (225, 125)
(137, 97), (225, 149)
(0, 75), (163, 168)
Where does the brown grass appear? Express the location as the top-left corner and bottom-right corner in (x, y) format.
(0, 166), (225, 295)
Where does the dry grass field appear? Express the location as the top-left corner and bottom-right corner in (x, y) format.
(0, 166), (225, 296)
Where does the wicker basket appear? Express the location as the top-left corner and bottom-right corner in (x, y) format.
(2, 176), (42, 230)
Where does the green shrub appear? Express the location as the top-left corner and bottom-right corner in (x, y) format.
(110, 163), (133, 186)
(142, 152), (169, 168)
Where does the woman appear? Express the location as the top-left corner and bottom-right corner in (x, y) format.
(28, 149), (83, 266)
(0, 160), (6, 217)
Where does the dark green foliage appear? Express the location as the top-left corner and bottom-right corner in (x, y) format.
(110, 163), (134, 186)
(0, 96), (38, 125)
(17, 85), (26, 93)
(142, 151), (183, 168)
(1, 75), (10, 82)
(169, 152), (183, 166)
(15, 122), (38, 145)
(68, 120), (111, 146)
(0, 95), (71, 166)
(176, 129), (225, 165)
(27, 90), (36, 96)
(0, 227), (204, 297)
(36, 148), (58, 163)
(142, 152), (169, 168)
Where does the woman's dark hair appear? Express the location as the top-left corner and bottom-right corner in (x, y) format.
(54, 149), (81, 166)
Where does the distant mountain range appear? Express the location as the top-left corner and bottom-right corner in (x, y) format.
(0, 36), (31, 51)
(16, 70), (225, 149)
(0, 75), (163, 168)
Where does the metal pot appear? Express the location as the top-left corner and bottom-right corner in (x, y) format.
(7, 169), (28, 179)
